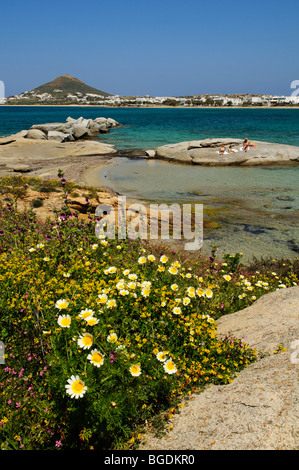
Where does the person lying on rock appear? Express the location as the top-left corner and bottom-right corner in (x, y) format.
(219, 145), (226, 155)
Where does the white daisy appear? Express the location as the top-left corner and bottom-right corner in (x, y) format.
(129, 364), (141, 377)
(87, 349), (104, 367)
(65, 375), (87, 399)
(55, 299), (69, 310)
(57, 314), (72, 328)
(77, 333), (93, 349)
(163, 359), (177, 375)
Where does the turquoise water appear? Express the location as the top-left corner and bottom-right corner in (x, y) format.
(1, 106), (299, 149)
(99, 158), (299, 261)
(1, 106), (298, 260)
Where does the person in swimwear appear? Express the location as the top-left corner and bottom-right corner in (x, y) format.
(219, 145), (226, 155)
(243, 137), (249, 152)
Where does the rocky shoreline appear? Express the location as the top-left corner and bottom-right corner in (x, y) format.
(1, 115), (299, 185)
(144, 138), (299, 166)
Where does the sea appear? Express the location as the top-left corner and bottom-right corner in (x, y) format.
(0, 106), (298, 261)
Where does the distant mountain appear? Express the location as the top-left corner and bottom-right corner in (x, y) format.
(7, 75), (113, 104)
(32, 75), (112, 97)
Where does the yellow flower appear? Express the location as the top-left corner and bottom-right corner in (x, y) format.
(147, 254), (156, 262)
(173, 306), (181, 315)
(57, 314), (71, 328)
(138, 256), (147, 264)
(205, 289), (213, 298)
(141, 286), (150, 297)
(160, 255), (168, 264)
(171, 261), (181, 268)
(171, 284), (179, 291)
(163, 359), (177, 374)
(129, 364), (141, 377)
(79, 309), (95, 320)
(78, 333), (93, 349)
(223, 274), (231, 281)
(156, 351), (167, 362)
(86, 317), (99, 326)
(107, 332), (118, 343)
(98, 294), (108, 304)
(87, 349), (104, 367)
(196, 288), (205, 297)
(55, 299), (69, 310)
(168, 266), (178, 275)
(65, 375), (87, 399)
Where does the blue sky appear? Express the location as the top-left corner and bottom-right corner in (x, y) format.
(1, 0), (298, 97)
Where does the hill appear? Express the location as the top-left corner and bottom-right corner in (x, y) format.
(32, 75), (112, 97)
(7, 75), (113, 104)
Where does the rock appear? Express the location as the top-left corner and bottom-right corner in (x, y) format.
(277, 196), (295, 201)
(73, 124), (89, 139)
(7, 164), (31, 172)
(16, 116), (121, 143)
(0, 136), (117, 163)
(106, 118), (119, 127)
(140, 286), (299, 451)
(47, 131), (74, 142)
(154, 139), (299, 166)
(216, 286), (299, 353)
(14, 130), (28, 139)
(87, 121), (102, 135)
(30, 123), (64, 133)
(26, 129), (47, 140)
(94, 117), (109, 125)
(97, 124), (110, 134)
(145, 149), (156, 158)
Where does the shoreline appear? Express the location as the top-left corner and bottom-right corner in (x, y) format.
(1, 104), (299, 110)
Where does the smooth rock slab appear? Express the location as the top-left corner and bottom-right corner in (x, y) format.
(154, 139), (299, 166)
(140, 286), (299, 450)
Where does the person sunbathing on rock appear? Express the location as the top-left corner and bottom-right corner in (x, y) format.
(228, 145), (238, 153)
(219, 145), (226, 155)
(243, 138), (249, 152)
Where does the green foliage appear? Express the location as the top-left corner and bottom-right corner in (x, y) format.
(0, 175), (297, 450)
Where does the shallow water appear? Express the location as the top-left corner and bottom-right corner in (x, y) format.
(1, 106), (298, 261)
(99, 158), (299, 262)
(1, 106), (299, 148)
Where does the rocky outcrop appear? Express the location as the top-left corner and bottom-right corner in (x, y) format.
(26, 116), (121, 142)
(0, 116), (120, 169)
(151, 138), (299, 165)
(140, 286), (299, 450)
(15, 116), (120, 142)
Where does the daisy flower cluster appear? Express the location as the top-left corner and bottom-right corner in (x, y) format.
(0, 175), (297, 450)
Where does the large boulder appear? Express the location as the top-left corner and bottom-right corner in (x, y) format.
(47, 130), (74, 142)
(73, 124), (90, 139)
(140, 286), (299, 451)
(26, 129), (47, 140)
(30, 123), (64, 133)
(154, 139), (299, 166)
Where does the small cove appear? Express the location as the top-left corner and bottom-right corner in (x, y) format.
(98, 158), (299, 262)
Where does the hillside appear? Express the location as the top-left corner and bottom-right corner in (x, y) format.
(32, 75), (112, 97)
(7, 75), (113, 104)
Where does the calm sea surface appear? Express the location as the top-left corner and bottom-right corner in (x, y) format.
(1, 106), (298, 261)
(1, 106), (299, 149)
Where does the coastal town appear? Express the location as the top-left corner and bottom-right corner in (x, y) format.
(1, 74), (299, 106)
(2, 91), (299, 107)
